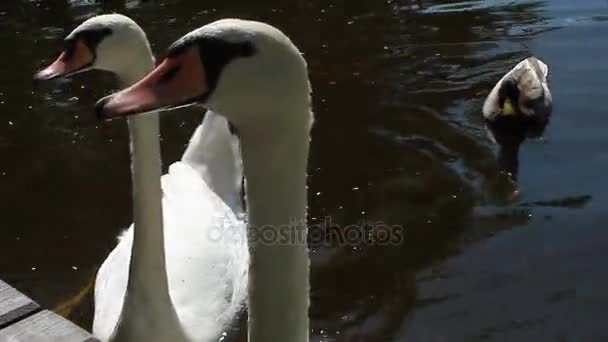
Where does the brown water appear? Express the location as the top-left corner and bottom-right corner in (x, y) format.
(1, 0), (608, 340)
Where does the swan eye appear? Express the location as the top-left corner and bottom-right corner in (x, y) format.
(62, 39), (77, 60)
(67, 27), (113, 54)
(159, 65), (181, 84)
(196, 38), (256, 91)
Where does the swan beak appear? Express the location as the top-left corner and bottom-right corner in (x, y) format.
(35, 40), (94, 80)
(502, 99), (516, 116)
(95, 48), (208, 120)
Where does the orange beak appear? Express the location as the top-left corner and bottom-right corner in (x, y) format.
(95, 47), (208, 120)
(35, 40), (95, 80)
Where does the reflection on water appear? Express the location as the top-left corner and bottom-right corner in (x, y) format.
(1, 0), (607, 340)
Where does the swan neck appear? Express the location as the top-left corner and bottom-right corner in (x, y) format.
(113, 62), (186, 338)
(118, 64), (171, 301)
(242, 108), (312, 342)
(125, 113), (166, 297)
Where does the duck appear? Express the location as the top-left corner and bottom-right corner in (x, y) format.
(482, 57), (553, 181)
(95, 19), (313, 342)
(35, 14), (248, 342)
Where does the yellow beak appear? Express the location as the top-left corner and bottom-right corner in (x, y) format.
(502, 99), (515, 116)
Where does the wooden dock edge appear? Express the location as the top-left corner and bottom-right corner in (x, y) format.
(0, 279), (98, 342)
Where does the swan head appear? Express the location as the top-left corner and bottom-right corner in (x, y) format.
(95, 19), (311, 129)
(35, 14), (153, 82)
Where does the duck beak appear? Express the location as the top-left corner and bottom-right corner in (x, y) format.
(95, 47), (209, 120)
(35, 40), (94, 80)
(502, 98), (516, 116)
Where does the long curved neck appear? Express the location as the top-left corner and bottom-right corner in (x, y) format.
(112, 66), (187, 340)
(125, 112), (167, 302)
(242, 107), (312, 342)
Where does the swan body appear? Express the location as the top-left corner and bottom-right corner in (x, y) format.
(36, 14), (248, 341)
(96, 19), (313, 342)
(95, 156), (247, 341)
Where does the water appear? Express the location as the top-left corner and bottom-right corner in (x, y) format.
(1, 0), (607, 340)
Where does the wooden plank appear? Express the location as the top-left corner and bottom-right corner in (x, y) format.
(0, 280), (40, 329)
(0, 310), (99, 342)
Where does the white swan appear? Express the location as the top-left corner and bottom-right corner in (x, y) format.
(95, 19), (312, 342)
(36, 14), (248, 342)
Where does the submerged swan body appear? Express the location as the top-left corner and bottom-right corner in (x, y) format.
(96, 19), (313, 342)
(36, 14), (248, 341)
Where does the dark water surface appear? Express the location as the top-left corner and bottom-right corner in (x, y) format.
(1, 0), (607, 340)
